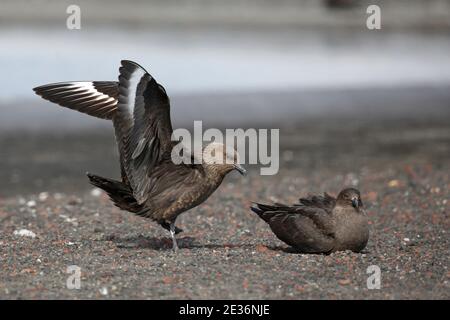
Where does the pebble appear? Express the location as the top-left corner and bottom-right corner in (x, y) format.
(59, 214), (78, 226)
(388, 180), (400, 187)
(90, 188), (102, 197)
(38, 192), (49, 202)
(13, 229), (36, 238)
(26, 200), (36, 208)
(99, 287), (108, 296)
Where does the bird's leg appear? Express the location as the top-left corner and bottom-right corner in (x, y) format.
(170, 222), (179, 252)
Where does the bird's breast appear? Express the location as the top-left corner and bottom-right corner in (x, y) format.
(334, 212), (369, 252)
(161, 174), (225, 221)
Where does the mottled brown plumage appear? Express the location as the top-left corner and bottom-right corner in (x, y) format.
(251, 188), (369, 253)
(33, 60), (246, 250)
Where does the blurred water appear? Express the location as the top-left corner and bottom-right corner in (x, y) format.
(1, 28), (450, 102)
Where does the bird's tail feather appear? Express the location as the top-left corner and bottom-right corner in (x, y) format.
(250, 203), (281, 223)
(87, 173), (143, 213)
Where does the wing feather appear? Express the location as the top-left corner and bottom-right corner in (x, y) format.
(33, 81), (118, 119)
(297, 192), (336, 212)
(113, 60), (173, 204)
(251, 193), (337, 253)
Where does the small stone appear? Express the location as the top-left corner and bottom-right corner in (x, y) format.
(59, 214), (78, 226)
(388, 180), (400, 188)
(431, 187), (440, 194)
(256, 244), (269, 253)
(338, 279), (351, 285)
(67, 198), (82, 206)
(13, 229), (36, 238)
(90, 188), (102, 197)
(99, 287), (108, 296)
(38, 192), (49, 202)
(26, 200), (36, 208)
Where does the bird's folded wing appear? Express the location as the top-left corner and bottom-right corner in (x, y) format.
(268, 207), (335, 249)
(297, 192), (336, 212)
(292, 207), (335, 236)
(114, 60), (173, 204)
(33, 81), (118, 119)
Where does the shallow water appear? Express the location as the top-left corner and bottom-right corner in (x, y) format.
(1, 28), (450, 102)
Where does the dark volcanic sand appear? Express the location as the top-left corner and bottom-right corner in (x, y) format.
(0, 117), (449, 299)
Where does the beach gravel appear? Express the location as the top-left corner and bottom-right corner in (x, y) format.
(0, 118), (449, 299)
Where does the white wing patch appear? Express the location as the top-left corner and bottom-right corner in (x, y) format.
(65, 82), (115, 105)
(33, 81), (118, 119)
(123, 68), (146, 124)
(39, 82), (115, 103)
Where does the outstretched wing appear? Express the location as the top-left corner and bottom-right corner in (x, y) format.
(114, 60), (173, 204)
(33, 81), (118, 119)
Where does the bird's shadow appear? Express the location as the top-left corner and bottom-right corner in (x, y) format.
(110, 235), (196, 250)
(263, 245), (372, 255)
(262, 245), (313, 254)
(108, 234), (257, 251)
(106, 235), (371, 255)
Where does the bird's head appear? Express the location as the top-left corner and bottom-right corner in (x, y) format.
(202, 142), (246, 176)
(336, 188), (363, 210)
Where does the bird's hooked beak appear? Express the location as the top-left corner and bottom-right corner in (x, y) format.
(233, 164), (247, 175)
(351, 197), (359, 209)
